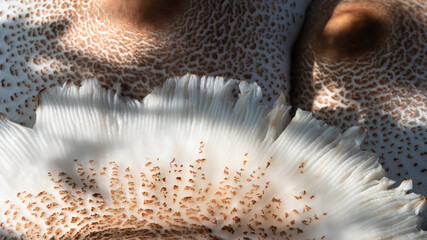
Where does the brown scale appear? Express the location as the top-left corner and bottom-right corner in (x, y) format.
(101, 0), (189, 30)
(315, 2), (389, 59)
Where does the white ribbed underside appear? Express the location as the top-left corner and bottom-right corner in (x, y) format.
(0, 75), (425, 239)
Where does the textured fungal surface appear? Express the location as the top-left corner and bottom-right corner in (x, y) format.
(0, 0), (310, 126)
(0, 75), (425, 239)
(291, 0), (427, 223)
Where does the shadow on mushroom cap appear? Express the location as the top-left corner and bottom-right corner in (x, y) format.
(291, 0), (427, 227)
(0, 0), (311, 126)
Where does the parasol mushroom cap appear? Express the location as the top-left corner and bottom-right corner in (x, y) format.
(291, 0), (427, 225)
(0, 75), (425, 239)
(0, 0), (311, 126)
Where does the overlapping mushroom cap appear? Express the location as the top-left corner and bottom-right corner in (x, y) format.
(0, 0), (311, 126)
(0, 75), (425, 239)
(291, 0), (427, 224)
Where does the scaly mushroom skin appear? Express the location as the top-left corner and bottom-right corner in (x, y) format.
(0, 75), (425, 239)
(0, 0), (311, 126)
(291, 0), (427, 226)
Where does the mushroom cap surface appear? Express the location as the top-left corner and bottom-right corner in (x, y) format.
(0, 0), (311, 126)
(291, 0), (427, 225)
(0, 75), (425, 239)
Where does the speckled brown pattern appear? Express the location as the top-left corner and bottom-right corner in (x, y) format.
(1, 158), (326, 240)
(0, 0), (310, 126)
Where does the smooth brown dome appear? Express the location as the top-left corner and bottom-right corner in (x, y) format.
(315, 3), (388, 59)
(102, 0), (189, 29)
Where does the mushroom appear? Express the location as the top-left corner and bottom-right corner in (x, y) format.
(0, 75), (425, 239)
(291, 0), (427, 226)
(0, 0), (311, 126)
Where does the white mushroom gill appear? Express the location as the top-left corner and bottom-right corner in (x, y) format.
(0, 75), (425, 239)
(0, 0), (311, 126)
